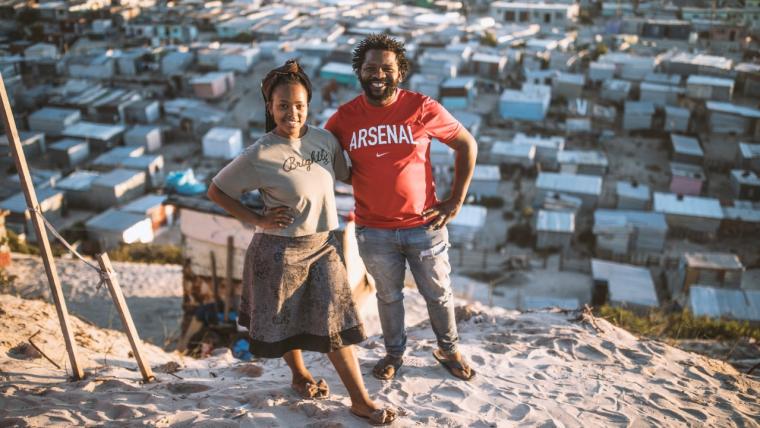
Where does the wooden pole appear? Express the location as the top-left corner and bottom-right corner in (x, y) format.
(210, 250), (221, 312)
(0, 72), (85, 380)
(223, 236), (234, 322)
(96, 253), (154, 383)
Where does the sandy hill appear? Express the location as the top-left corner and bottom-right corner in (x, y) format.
(1, 288), (758, 427)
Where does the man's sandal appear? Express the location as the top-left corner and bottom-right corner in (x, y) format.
(432, 349), (476, 381)
(372, 355), (404, 380)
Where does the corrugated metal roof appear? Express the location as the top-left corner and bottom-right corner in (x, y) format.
(29, 107), (80, 121)
(558, 150), (608, 167)
(616, 181), (650, 201)
(689, 286), (760, 322)
(683, 252), (743, 270)
(625, 101), (655, 114)
(512, 133), (565, 149)
(500, 84), (551, 103)
(686, 75), (734, 88)
(472, 165), (501, 181)
(706, 101), (760, 118)
(203, 127), (241, 142)
(537, 172), (603, 196)
(121, 194), (167, 214)
(442, 77), (476, 88)
(56, 171), (100, 191)
(591, 259), (659, 307)
(536, 209), (574, 232)
(653, 192), (723, 219)
(670, 162), (705, 180)
(491, 142), (536, 158)
(63, 121), (125, 141)
(665, 105), (690, 117)
(450, 204), (487, 228)
(739, 142), (760, 159)
(86, 208), (148, 231)
(603, 79), (632, 91)
(93, 168), (145, 187)
(594, 209), (668, 231)
(49, 138), (88, 151)
(321, 62), (353, 75)
(0, 188), (62, 213)
(731, 169), (760, 186)
(556, 72), (585, 85)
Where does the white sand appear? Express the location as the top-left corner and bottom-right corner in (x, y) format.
(2, 266), (759, 427)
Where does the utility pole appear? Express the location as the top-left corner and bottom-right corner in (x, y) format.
(0, 72), (85, 380)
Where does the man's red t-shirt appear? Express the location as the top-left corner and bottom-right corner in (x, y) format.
(324, 89), (463, 229)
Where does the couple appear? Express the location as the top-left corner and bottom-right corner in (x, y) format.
(208, 34), (478, 426)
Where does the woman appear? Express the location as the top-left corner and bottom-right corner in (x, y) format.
(207, 60), (396, 426)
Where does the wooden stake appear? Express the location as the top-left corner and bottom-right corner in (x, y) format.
(0, 72), (85, 380)
(223, 236), (234, 322)
(96, 253), (155, 383)
(210, 250), (220, 311)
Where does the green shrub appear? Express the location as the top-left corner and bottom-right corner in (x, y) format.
(595, 305), (760, 341)
(108, 243), (184, 265)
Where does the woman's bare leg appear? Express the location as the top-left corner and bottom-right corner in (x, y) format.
(327, 345), (379, 415)
(283, 349), (315, 385)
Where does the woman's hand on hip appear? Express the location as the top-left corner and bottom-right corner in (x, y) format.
(258, 206), (295, 230)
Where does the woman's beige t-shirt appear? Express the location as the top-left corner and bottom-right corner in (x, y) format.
(212, 125), (349, 237)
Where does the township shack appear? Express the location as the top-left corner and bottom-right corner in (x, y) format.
(89, 168), (146, 210)
(601, 79), (632, 103)
(689, 286), (760, 323)
(591, 259), (659, 309)
(730, 169), (760, 201)
(468, 165), (501, 198)
(552, 73), (585, 100)
(499, 84), (551, 122)
(320, 62), (358, 87)
(28, 107), (81, 137)
(48, 138), (89, 169)
(512, 133), (565, 169)
(0, 187), (64, 241)
(470, 53), (506, 79)
(490, 141), (536, 168)
(0, 131), (46, 160)
(664, 106), (691, 133)
(447, 204), (487, 248)
(121, 154), (165, 190)
(124, 99), (161, 124)
(62, 121), (126, 152)
(202, 127), (243, 160)
(623, 101), (655, 131)
(536, 172), (603, 210)
(737, 142), (760, 172)
(593, 210), (667, 258)
(190, 71), (235, 100)
(669, 162), (706, 196)
(120, 194), (174, 231)
(125, 125), (163, 152)
(653, 192), (723, 239)
(85, 208), (154, 250)
(535, 209), (574, 252)
(686, 75), (734, 101)
(54, 170), (100, 208)
(558, 150), (608, 176)
(706, 102), (760, 137)
(673, 252), (744, 297)
(440, 77), (476, 110)
(588, 61), (615, 83)
(409, 74), (443, 99)
(616, 181), (651, 210)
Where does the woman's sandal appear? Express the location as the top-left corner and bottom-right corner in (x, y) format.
(350, 407), (397, 426)
(291, 378), (329, 399)
(372, 355), (404, 380)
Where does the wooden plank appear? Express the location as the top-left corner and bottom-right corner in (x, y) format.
(96, 253), (155, 383)
(0, 73), (85, 380)
(224, 235), (233, 322)
(210, 250), (221, 311)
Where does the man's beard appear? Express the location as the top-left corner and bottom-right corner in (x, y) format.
(360, 77), (398, 103)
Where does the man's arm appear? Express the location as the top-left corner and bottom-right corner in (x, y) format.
(422, 127), (477, 229)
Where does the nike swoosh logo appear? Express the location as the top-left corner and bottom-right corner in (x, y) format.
(376, 152), (389, 158)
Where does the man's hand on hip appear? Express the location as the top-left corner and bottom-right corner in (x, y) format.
(422, 198), (462, 230)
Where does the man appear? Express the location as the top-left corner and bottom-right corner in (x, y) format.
(325, 34), (478, 381)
